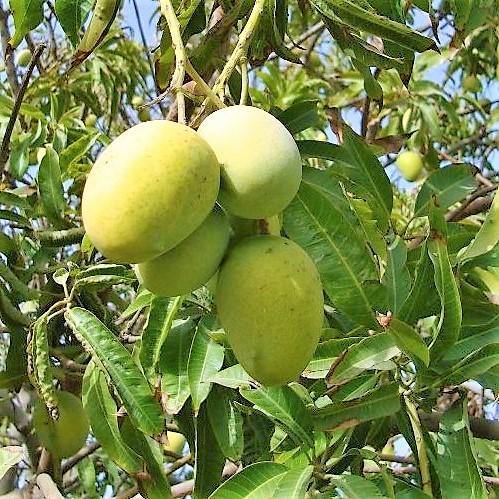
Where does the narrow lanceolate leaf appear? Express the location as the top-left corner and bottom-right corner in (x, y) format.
(387, 318), (429, 366)
(65, 308), (163, 435)
(277, 101), (321, 135)
(193, 402), (226, 499)
(54, 0), (93, 46)
(82, 362), (142, 474)
(273, 466), (314, 499)
(207, 386), (244, 461)
(284, 170), (377, 327)
(240, 386), (315, 450)
(459, 190), (499, 263)
(427, 209), (462, 363)
(9, 0), (44, 47)
(314, 383), (401, 431)
(38, 145), (65, 223)
(414, 165), (477, 218)
(188, 317), (225, 414)
(159, 319), (196, 414)
(140, 296), (183, 378)
(443, 326), (499, 361)
(209, 364), (254, 389)
(436, 398), (487, 499)
(209, 462), (288, 499)
(332, 475), (385, 498)
(326, 333), (400, 386)
(383, 237), (411, 314)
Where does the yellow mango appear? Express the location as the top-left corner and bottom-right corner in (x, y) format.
(395, 150), (424, 182)
(216, 235), (324, 386)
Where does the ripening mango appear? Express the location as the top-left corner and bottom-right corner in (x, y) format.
(33, 391), (89, 458)
(395, 150), (424, 182)
(136, 209), (230, 296)
(229, 214), (281, 241)
(198, 105), (302, 219)
(82, 121), (220, 263)
(216, 235), (324, 386)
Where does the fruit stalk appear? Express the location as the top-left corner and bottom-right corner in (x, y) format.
(160, 0), (187, 124)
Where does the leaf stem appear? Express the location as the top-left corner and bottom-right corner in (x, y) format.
(404, 395), (433, 497)
(184, 59), (226, 110)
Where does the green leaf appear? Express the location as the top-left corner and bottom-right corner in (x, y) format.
(459, 190), (499, 263)
(159, 319), (195, 414)
(414, 165), (477, 218)
(9, 0), (44, 47)
(332, 474), (385, 498)
(443, 326), (499, 361)
(327, 333), (400, 385)
(207, 385), (244, 461)
(65, 307), (163, 436)
(436, 398), (487, 499)
(427, 208), (462, 363)
(276, 101), (321, 135)
(54, 0), (93, 45)
(38, 145), (65, 223)
(240, 385), (315, 450)
(383, 236), (411, 314)
(188, 317), (225, 414)
(314, 383), (401, 430)
(209, 462), (287, 498)
(388, 318), (429, 366)
(140, 296), (183, 379)
(273, 466), (314, 499)
(284, 169), (377, 327)
(121, 288), (154, 319)
(193, 402), (226, 499)
(0, 446), (24, 481)
(209, 364), (254, 389)
(82, 362), (142, 474)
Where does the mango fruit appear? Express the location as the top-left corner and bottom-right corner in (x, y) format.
(230, 214), (281, 241)
(85, 114), (97, 127)
(33, 391), (89, 458)
(82, 121), (220, 263)
(16, 49), (31, 67)
(136, 208), (230, 296)
(463, 75), (481, 93)
(216, 235), (324, 386)
(395, 150), (424, 182)
(198, 105), (302, 219)
(164, 431), (186, 454)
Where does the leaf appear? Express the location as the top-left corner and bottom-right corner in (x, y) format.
(284, 169), (377, 327)
(54, 0), (93, 45)
(240, 385), (315, 450)
(209, 462), (287, 498)
(388, 318), (429, 366)
(443, 326), (499, 361)
(273, 466), (314, 499)
(193, 402), (226, 499)
(0, 446), (24, 481)
(121, 288), (154, 319)
(82, 362), (142, 474)
(427, 208), (462, 363)
(188, 317), (225, 414)
(332, 474), (385, 498)
(59, 132), (100, 171)
(209, 364), (254, 389)
(207, 385), (244, 461)
(327, 333), (400, 385)
(65, 307), (163, 436)
(414, 165), (477, 218)
(435, 398), (487, 499)
(9, 0), (44, 48)
(314, 383), (401, 431)
(276, 101), (321, 135)
(383, 236), (412, 314)
(459, 190), (499, 263)
(140, 296), (183, 379)
(38, 145), (65, 223)
(159, 319), (196, 414)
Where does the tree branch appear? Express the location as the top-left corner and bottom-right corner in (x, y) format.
(0, 43), (46, 173)
(61, 442), (101, 475)
(0, 2), (19, 95)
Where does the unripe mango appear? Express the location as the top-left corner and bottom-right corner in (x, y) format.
(198, 105), (302, 219)
(463, 75), (481, 93)
(82, 121), (220, 263)
(395, 150), (424, 182)
(164, 431), (186, 454)
(136, 209), (230, 296)
(85, 114), (97, 127)
(216, 236), (324, 386)
(33, 391), (89, 458)
(16, 49), (31, 67)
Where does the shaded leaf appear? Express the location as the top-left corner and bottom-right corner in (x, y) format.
(9, 0), (44, 47)
(38, 145), (65, 223)
(54, 0), (93, 46)
(388, 318), (429, 366)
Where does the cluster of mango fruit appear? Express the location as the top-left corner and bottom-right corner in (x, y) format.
(82, 106), (324, 386)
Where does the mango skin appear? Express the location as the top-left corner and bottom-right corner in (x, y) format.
(82, 121), (220, 263)
(216, 235), (324, 386)
(136, 209), (230, 296)
(33, 392), (89, 458)
(229, 214), (281, 241)
(16, 49), (31, 67)
(164, 431), (186, 454)
(198, 105), (302, 219)
(395, 150), (424, 182)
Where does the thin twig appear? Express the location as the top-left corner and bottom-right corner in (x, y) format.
(61, 442), (101, 474)
(0, 2), (19, 94)
(0, 43), (46, 173)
